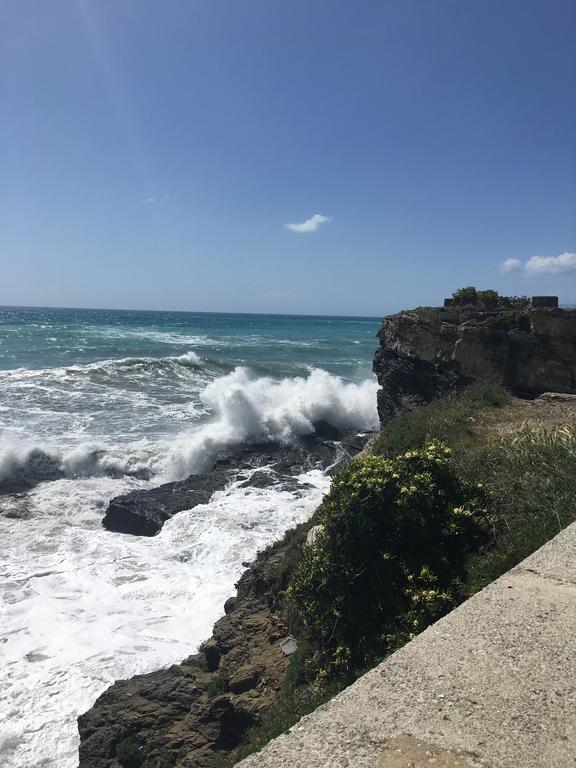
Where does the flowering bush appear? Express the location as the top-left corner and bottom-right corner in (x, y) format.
(288, 444), (488, 678)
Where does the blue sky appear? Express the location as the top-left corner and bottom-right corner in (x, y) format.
(1, 0), (574, 315)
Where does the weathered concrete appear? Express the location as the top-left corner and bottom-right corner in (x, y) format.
(238, 524), (576, 768)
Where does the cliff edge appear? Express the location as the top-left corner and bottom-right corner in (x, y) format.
(373, 301), (576, 423)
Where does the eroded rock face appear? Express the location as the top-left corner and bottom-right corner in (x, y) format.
(373, 305), (576, 423)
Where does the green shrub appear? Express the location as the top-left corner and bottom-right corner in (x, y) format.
(450, 286), (529, 310)
(498, 294), (530, 309)
(116, 736), (146, 768)
(477, 289), (499, 308)
(288, 445), (488, 678)
(452, 286), (479, 304)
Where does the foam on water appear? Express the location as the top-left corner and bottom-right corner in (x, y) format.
(165, 367), (379, 478)
(0, 308), (381, 768)
(0, 471), (329, 767)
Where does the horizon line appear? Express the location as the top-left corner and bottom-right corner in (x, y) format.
(0, 303), (384, 321)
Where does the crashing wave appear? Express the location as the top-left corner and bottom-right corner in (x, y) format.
(170, 351), (202, 366)
(0, 367), (377, 492)
(164, 367), (379, 480)
(0, 442), (155, 493)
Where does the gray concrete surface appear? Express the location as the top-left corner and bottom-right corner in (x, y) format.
(238, 524), (576, 768)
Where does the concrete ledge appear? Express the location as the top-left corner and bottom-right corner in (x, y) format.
(238, 525), (576, 768)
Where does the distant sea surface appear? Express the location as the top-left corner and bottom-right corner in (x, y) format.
(0, 306), (381, 767)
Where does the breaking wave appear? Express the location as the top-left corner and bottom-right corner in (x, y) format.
(0, 441), (156, 493)
(164, 367), (379, 480)
(171, 350), (202, 366)
(0, 367), (377, 493)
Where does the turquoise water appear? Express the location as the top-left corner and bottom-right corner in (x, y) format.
(0, 306), (381, 768)
(0, 306), (380, 457)
(0, 306), (379, 373)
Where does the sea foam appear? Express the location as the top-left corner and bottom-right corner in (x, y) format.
(0, 368), (377, 491)
(164, 367), (379, 479)
(0, 471), (329, 768)
(0, 337), (378, 768)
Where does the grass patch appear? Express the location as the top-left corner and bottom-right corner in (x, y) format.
(116, 736), (146, 768)
(372, 381), (509, 456)
(463, 424), (576, 592)
(373, 383), (576, 591)
(207, 670), (230, 697)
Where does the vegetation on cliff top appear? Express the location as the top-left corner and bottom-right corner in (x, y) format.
(450, 286), (530, 309)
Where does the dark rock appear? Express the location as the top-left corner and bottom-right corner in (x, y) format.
(373, 305), (576, 424)
(203, 640), (221, 673)
(239, 470), (276, 489)
(229, 666), (260, 694)
(198, 695), (256, 750)
(0, 448), (64, 494)
(102, 469), (233, 536)
(223, 596), (237, 615)
(102, 431), (374, 536)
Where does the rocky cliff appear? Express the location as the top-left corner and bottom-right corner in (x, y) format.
(373, 304), (576, 423)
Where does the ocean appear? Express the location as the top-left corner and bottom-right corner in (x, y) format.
(0, 306), (381, 767)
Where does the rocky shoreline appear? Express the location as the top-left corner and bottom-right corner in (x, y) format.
(102, 426), (363, 537)
(78, 535), (295, 767)
(78, 431), (370, 767)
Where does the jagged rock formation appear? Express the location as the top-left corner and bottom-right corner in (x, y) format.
(373, 304), (576, 423)
(103, 430), (366, 536)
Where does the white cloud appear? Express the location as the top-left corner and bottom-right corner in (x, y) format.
(141, 196), (157, 205)
(285, 213), (332, 233)
(498, 251), (576, 276)
(499, 258), (521, 273)
(525, 252), (576, 275)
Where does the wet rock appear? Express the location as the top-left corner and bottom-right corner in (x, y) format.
(102, 433), (373, 536)
(102, 469), (233, 536)
(0, 449), (63, 494)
